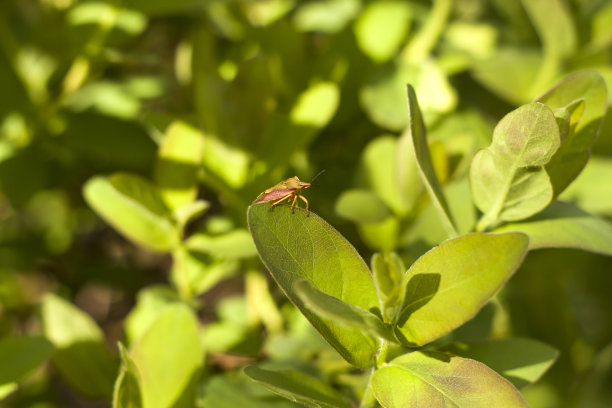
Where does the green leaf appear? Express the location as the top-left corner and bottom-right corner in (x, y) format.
(41, 294), (117, 398)
(471, 47), (541, 104)
(130, 304), (204, 408)
(113, 343), (143, 408)
(470, 103), (559, 227)
(174, 200), (210, 231)
(404, 85), (457, 236)
(361, 136), (406, 215)
(0, 336), (53, 384)
(494, 201), (612, 256)
(83, 174), (177, 252)
(537, 71), (608, 195)
(335, 189), (391, 223)
(354, 1), (412, 62)
(293, 0), (360, 33)
(294, 280), (396, 342)
(154, 121), (204, 211)
(123, 0), (205, 16)
(0, 383), (17, 400)
(244, 366), (352, 408)
(124, 286), (181, 344)
(394, 233), (529, 346)
(371, 252), (405, 322)
(247, 204), (379, 368)
(360, 61), (456, 131)
(560, 156), (612, 216)
(185, 229), (257, 259)
(445, 338), (558, 389)
(200, 372), (298, 408)
(371, 351), (528, 407)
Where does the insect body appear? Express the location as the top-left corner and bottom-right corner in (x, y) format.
(253, 170), (325, 215)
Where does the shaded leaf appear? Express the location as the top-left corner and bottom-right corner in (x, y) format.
(494, 201), (612, 256)
(294, 280), (395, 342)
(0, 336), (53, 384)
(537, 70), (608, 195)
(41, 294), (117, 398)
(113, 343), (143, 408)
(394, 233), (529, 346)
(244, 366), (352, 408)
(185, 229), (257, 259)
(445, 338), (558, 389)
(248, 204), (379, 368)
(371, 351), (528, 407)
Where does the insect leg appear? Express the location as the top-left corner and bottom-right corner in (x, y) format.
(269, 193), (293, 210)
(290, 194), (298, 213)
(298, 195), (309, 215)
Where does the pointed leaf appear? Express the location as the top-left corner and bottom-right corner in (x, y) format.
(470, 103), (559, 226)
(371, 351), (528, 407)
(445, 338), (558, 389)
(494, 201), (612, 256)
(248, 204), (379, 368)
(130, 304), (204, 408)
(244, 366), (352, 408)
(394, 233), (529, 346)
(404, 85), (457, 236)
(294, 280), (395, 342)
(113, 343), (143, 408)
(83, 174), (177, 252)
(537, 71), (608, 195)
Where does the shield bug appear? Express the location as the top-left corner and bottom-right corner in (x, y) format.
(253, 170), (325, 215)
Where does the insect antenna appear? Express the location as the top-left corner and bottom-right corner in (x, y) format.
(309, 169), (326, 184)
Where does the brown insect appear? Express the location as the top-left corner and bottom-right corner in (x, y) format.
(253, 170), (325, 215)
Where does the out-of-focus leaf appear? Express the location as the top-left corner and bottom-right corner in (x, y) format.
(371, 351), (528, 407)
(590, 2), (612, 51)
(0, 336), (53, 384)
(494, 201), (612, 256)
(394, 233), (529, 346)
(124, 286), (181, 344)
(560, 156), (612, 216)
(244, 366), (352, 408)
(68, 2), (147, 35)
(172, 248), (239, 297)
(83, 174), (177, 252)
(294, 280), (396, 342)
(537, 70), (608, 195)
(123, 0), (205, 16)
(293, 0), (360, 33)
(248, 204), (379, 368)
(361, 136), (405, 215)
(354, 1), (412, 62)
(130, 304), (203, 408)
(199, 372), (298, 408)
(445, 338), (558, 389)
(113, 343), (142, 408)
(290, 82), (340, 128)
(361, 60), (456, 131)
(185, 229), (257, 259)
(371, 252), (405, 322)
(0, 383), (17, 400)
(154, 121), (204, 211)
(41, 294), (117, 398)
(470, 103), (559, 227)
(335, 189), (391, 223)
(404, 85), (457, 236)
(174, 200), (210, 231)
(358, 216), (400, 252)
(471, 47), (541, 104)
(202, 133), (250, 189)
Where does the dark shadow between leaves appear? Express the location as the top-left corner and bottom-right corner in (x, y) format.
(395, 273), (441, 328)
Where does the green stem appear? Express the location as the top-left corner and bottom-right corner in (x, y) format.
(400, 0), (454, 64)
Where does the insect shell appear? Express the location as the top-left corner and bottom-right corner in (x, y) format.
(253, 176), (312, 215)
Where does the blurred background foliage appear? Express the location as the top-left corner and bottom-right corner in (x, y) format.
(0, 0), (611, 407)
